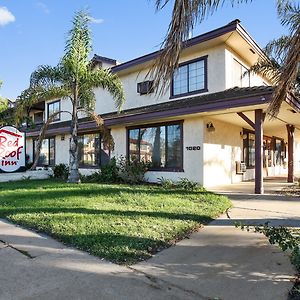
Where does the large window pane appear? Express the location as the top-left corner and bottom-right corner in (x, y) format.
(48, 100), (60, 121)
(38, 139), (49, 166)
(129, 129), (140, 161)
(78, 133), (100, 167)
(128, 123), (182, 171)
(34, 137), (55, 166)
(166, 125), (182, 168)
(139, 127), (166, 168)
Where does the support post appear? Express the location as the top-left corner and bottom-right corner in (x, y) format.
(255, 109), (264, 194)
(286, 124), (295, 183)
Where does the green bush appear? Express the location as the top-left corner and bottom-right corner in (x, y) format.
(100, 157), (120, 183)
(177, 178), (199, 191)
(118, 156), (150, 184)
(157, 177), (175, 189)
(53, 164), (69, 180)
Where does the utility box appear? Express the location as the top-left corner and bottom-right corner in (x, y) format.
(236, 161), (246, 174)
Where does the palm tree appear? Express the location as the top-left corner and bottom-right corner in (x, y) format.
(16, 11), (125, 183)
(151, 0), (299, 116)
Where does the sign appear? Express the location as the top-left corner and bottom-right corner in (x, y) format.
(0, 126), (26, 173)
(186, 146), (201, 151)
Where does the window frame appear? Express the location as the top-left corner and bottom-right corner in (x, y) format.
(78, 132), (110, 169)
(126, 121), (184, 172)
(33, 137), (56, 167)
(47, 100), (61, 121)
(170, 56), (208, 99)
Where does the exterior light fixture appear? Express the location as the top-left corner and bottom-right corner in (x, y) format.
(206, 122), (215, 132)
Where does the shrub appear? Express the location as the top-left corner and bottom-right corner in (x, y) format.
(118, 156), (150, 184)
(80, 158), (121, 183)
(53, 164), (69, 180)
(100, 157), (120, 183)
(177, 178), (199, 191)
(157, 177), (175, 189)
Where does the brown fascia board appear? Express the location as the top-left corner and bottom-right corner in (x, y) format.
(111, 20), (240, 73)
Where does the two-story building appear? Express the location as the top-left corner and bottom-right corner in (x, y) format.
(25, 20), (300, 193)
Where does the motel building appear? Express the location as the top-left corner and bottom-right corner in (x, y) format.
(24, 20), (300, 194)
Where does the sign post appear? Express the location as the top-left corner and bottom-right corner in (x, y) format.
(0, 126), (26, 173)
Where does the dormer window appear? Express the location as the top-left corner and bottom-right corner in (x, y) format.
(171, 56), (208, 98)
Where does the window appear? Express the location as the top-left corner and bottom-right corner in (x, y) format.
(232, 59), (250, 88)
(33, 138), (55, 166)
(78, 133), (110, 167)
(128, 122), (183, 171)
(172, 57), (207, 97)
(274, 138), (285, 166)
(243, 132), (255, 168)
(47, 100), (60, 121)
(243, 130), (286, 169)
(33, 112), (44, 124)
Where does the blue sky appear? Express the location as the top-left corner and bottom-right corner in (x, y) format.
(0, 0), (287, 99)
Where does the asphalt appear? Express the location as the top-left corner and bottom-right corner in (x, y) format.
(0, 188), (299, 300)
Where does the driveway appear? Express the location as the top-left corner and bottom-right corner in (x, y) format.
(1, 187), (299, 300)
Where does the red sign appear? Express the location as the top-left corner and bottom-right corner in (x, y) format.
(0, 126), (25, 172)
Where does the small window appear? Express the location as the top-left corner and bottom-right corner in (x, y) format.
(128, 122), (183, 171)
(33, 112), (44, 124)
(232, 59), (250, 88)
(171, 57), (207, 97)
(47, 100), (60, 121)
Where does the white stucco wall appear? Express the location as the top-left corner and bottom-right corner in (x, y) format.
(203, 118), (243, 187)
(224, 47), (270, 88)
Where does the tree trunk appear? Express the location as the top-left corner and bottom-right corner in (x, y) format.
(67, 93), (80, 183)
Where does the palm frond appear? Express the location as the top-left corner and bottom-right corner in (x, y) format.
(86, 68), (125, 111)
(15, 85), (70, 125)
(277, 0), (300, 33)
(269, 22), (300, 117)
(30, 65), (64, 88)
(63, 10), (91, 79)
(149, 0), (252, 95)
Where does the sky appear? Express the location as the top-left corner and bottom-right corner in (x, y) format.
(0, 0), (288, 100)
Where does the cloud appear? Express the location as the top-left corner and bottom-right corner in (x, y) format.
(36, 2), (50, 14)
(0, 7), (15, 26)
(89, 17), (104, 24)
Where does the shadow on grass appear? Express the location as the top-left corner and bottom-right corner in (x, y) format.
(0, 206), (214, 223)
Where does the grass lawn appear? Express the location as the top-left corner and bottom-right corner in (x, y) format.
(0, 179), (231, 264)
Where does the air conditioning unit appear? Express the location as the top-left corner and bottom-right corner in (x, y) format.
(137, 81), (154, 95)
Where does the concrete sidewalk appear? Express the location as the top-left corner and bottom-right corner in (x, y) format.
(1, 190), (298, 300)
(134, 193), (298, 300)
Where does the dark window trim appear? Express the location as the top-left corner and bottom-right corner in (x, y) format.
(47, 100), (61, 121)
(33, 136), (56, 167)
(126, 121), (184, 172)
(170, 55), (208, 99)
